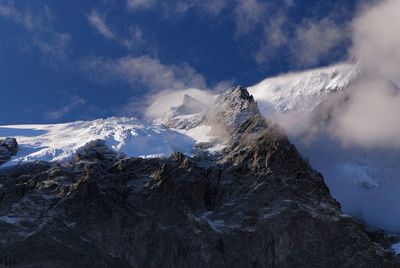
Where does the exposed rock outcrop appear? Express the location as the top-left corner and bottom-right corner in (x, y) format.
(0, 138), (18, 166)
(0, 88), (398, 267)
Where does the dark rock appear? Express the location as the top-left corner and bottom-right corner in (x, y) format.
(0, 138), (18, 166)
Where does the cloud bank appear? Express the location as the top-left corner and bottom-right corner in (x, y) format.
(267, 0), (400, 150)
(330, 0), (400, 149)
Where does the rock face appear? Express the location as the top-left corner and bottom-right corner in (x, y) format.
(0, 88), (398, 267)
(0, 138), (18, 166)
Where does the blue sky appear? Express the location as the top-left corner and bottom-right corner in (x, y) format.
(0, 0), (361, 124)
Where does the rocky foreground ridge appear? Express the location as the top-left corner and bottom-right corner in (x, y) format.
(0, 87), (398, 267)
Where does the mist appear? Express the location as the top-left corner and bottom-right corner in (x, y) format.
(282, 0), (400, 232)
(144, 88), (217, 119)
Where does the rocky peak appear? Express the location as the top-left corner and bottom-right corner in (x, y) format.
(162, 94), (207, 130)
(177, 94), (206, 115)
(206, 86), (262, 133)
(0, 138), (18, 166)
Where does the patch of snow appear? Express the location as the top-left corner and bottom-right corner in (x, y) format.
(391, 243), (400, 254)
(176, 124), (214, 144)
(0, 215), (23, 224)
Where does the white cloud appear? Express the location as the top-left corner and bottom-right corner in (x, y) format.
(327, 0), (400, 148)
(350, 0), (400, 84)
(87, 10), (115, 40)
(81, 55), (207, 92)
(330, 79), (400, 149)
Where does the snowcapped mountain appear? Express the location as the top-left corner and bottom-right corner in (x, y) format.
(1, 87), (396, 267)
(248, 63), (358, 116)
(0, 64), (360, 167)
(2, 62), (400, 233)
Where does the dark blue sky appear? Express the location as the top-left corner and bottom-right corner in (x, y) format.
(0, 0), (361, 124)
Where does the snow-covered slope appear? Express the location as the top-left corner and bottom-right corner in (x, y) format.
(248, 63), (358, 116)
(0, 117), (197, 166)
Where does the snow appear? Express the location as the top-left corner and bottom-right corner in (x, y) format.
(176, 124), (213, 143)
(248, 63), (358, 116)
(391, 243), (400, 254)
(0, 117), (197, 166)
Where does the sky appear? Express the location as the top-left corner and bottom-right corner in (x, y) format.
(0, 0), (363, 124)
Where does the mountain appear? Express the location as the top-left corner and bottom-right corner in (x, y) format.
(2, 62), (400, 234)
(0, 87), (398, 267)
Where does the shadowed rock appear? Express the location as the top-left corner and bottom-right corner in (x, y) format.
(0, 138), (18, 166)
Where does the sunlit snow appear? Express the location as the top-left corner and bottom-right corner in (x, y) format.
(0, 117), (197, 166)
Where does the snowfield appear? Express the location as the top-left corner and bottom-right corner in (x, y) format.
(248, 63), (357, 116)
(0, 117), (198, 166)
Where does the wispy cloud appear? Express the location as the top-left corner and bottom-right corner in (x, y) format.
(0, 2), (43, 30)
(123, 0), (344, 67)
(81, 55), (207, 92)
(87, 9), (148, 51)
(254, 6), (346, 67)
(0, 1), (71, 63)
(81, 54), (212, 118)
(291, 18), (345, 66)
(87, 10), (115, 40)
(234, 0), (268, 36)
